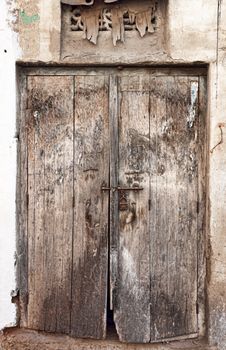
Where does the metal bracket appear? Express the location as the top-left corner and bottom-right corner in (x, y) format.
(101, 186), (143, 211)
(119, 190), (128, 211)
(101, 186), (143, 192)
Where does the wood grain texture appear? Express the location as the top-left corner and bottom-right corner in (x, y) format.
(70, 75), (109, 339)
(26, 76), (74, 333)
(197, 76), (207, 336)
(149, 76), (200, 341)
(19, 69), (207, 343)
(109, 75), (119, 311)
(112, 73), (206, 343)
(17, 75), (29, 327)
(114, 75), (151, 343)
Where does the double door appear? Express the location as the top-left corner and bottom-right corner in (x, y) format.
(19, 69), (206, 343)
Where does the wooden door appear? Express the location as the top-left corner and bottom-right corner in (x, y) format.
(19, 69), (206, 343)
(112, 73), (206, 343)
(21, 75), (109, 339)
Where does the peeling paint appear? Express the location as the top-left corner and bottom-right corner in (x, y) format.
(187, 81), (198, 128)
(20, 10), (39, 24)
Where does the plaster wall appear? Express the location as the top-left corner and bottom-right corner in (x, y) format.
(0, 0), (226, 349)
(0, 0), (19, 331)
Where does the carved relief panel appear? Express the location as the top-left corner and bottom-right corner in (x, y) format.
(61, 0), (167, 64)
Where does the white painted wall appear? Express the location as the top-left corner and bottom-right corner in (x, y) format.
(0, 0), (20, 329)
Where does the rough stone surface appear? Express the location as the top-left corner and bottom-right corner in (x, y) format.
(0, 329), (217, 350)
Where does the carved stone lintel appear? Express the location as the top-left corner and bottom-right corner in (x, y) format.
(62, 0), (118, 4)
(69, 1), (157, 46)
(82, 8), (101, 44)
(62, 0), (94, 5)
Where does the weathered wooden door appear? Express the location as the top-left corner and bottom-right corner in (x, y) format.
(19, 69), (206, 343)
(111, 73), (206, 343)
(21, 75), (109, 339)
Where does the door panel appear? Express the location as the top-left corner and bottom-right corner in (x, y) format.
(27, 76), (74, 333)
(149, 76), (199, 341)
(112, 74), (204, 343)
(21, 69), (206, 343)
(71, 75), (109, 339)
(114, 75), (151, 343)
(26, 75), (109, 339)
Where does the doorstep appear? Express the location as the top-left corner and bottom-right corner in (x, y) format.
(0, 329), (216, 350)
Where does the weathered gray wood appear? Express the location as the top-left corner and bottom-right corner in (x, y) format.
(19, 69), (206, 343)
(17, 74), (29, 327)
(109, 75), (119, 311)
(26, 76), (74, 333)
(27, 76), (45, 331)
(22, 67), (207, 78)
(149, 76), (200, 341)
(114, 75), (151, 343)
(197, 76), (207, 336)
(70, 75), (109, 339)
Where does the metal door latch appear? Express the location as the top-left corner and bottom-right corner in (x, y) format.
(101, 186), (143, 192)
(101, 186), (143, 211)
(119, 190), (128, 211)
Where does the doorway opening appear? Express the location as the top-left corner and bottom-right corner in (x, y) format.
(17, 67), (207, 344)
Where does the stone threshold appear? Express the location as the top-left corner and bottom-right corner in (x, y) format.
(0, 329), (216, 350)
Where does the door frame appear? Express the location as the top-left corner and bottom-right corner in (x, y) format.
(16, 65), (208, 342)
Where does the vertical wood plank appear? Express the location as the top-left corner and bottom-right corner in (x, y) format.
(114, 75), (151, 343)
(197, 76), (207, 336)
(149, 76), (169, 341)
(71, 75), (109, 339)
(149, 76), (200, 341)
(27, 76), (45, 331)
(109, 75), (119, 311)
(17, 74), (28, 327)
(26, 76), (74, 333)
